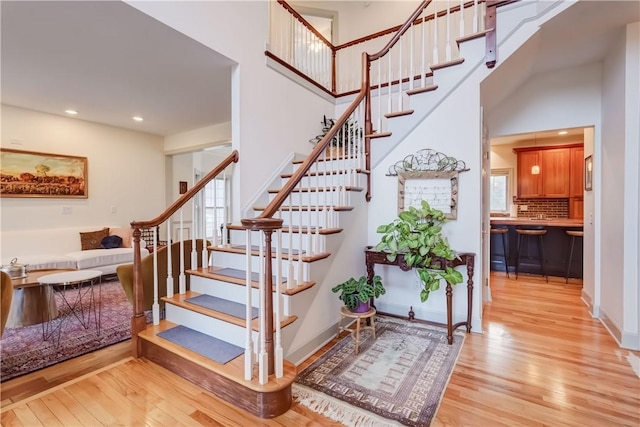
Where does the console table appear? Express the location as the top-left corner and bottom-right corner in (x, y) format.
(364, 247), (475, 344)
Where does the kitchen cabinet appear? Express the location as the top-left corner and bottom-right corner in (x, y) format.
(515, 147), (571, 198)
(569, 146), (584, 219)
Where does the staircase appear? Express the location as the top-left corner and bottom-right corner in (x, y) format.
(126, 0), (514, 419)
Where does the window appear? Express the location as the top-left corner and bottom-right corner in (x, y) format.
(490, 168), (512, 214)
(204, 178), (227, 243)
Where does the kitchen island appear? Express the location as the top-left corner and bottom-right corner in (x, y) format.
(490, 217), (584, 279)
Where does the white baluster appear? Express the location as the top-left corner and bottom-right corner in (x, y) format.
(377, 59), (382, 131)
(421, 11), (426, 87)
(258, 232), (267, 385)
(152, 230), (159, 325)
(166, 222), (173, 299)
(433, 5), (439, 64)
(288, 209), (295, 289)
(446, 1), (452, 61)
(398, 38), (403, 110)
(179, 210), (186, 294)
(459, 0), (465, 37)
(473, 0), (479, 33)
(244, 228), (253, 381)
(191, 198), (197, 271)
(275, 229), (283, 378)
(410, 23), (415, 91)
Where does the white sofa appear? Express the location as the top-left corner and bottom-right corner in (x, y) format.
(0, 226), (149, 276)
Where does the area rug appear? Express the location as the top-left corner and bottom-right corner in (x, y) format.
(0, 280), (133, 381)
(293, 315), (465, 427)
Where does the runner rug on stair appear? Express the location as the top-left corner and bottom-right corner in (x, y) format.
(293, 315), (465, 427)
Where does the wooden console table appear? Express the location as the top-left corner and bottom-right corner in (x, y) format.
(364, 247), (475, 344)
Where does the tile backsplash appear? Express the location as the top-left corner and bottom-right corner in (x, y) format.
(513, 198), (569, 219)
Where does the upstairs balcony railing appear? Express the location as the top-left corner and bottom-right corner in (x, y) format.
(268, 0), (490, 97)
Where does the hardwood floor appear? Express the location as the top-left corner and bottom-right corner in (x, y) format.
(1, 273), (639, 426)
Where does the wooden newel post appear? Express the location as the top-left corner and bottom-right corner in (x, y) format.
(131, 225), (147, 357)
(241, 217), (283, 377)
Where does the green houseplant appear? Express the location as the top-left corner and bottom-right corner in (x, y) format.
(375, 200), (463, 302)
(309, 115), (363, 151)
(331, 275), (385, 312)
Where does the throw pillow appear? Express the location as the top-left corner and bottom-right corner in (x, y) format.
(109, 227), (133, 248)
(101, 235), (123, 249)
(79, 228), (109, 250)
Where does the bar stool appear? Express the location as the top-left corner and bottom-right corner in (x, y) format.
(565, 229), (584, 283)
(490, 227), (510, 278)
(515, 227), (548, 282)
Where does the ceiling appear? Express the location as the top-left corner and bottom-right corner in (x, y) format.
(1, 1), (235, 137)
(2, 1), (638, 140)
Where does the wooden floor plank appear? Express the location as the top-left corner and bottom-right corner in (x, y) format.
(1, 273), (638, 426)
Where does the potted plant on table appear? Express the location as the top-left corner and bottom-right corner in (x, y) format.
(331, 275), (385, 313)
(375, 200), (463, 302)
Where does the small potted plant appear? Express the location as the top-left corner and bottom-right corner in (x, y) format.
(375, 200), (463, 302)
(309, 115), (363, 156)
(331, 275), (385, 312)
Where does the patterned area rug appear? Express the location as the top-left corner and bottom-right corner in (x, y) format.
(0, 280), (133, 381)
(294, 315), (465, 426)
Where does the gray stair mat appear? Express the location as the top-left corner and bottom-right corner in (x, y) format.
(157, 325), (244, 365)
(213, 267), (288, 284)
(185, 294), (258, 319)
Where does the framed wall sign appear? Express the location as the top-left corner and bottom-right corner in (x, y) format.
(584, 155), (593, 191)
(398, 171), (459, 219)
(0, 148), (88, 198)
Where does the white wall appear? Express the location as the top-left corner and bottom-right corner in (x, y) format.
(164, 121), (231, 154)
(486, 63), (602, 137)
(127, 1), (334, 223)
(368, 70), (485, 332)
(0, 105), (166, 237)
(600, 28), (626, 339)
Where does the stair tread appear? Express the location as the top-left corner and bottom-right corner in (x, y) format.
(188, 266), (316, 296)
(253, 205), (354, 212)
(384, 109), (414, 119)
(227, 223), (343, 235)
(431, 57), (465, 70)
(139, 320), (297, 393)
(281, 168), (370, 177)
(366, 131), (392, 139)
(406, 84), (439, 96)
(267, 186), (364, 193)
(210, 244), (331, 262)
(162, 290), (298, 331)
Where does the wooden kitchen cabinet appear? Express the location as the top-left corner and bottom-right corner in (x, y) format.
(516, 150), (541, 198)
(541, 148), (571, 197)
(569, 146), (584, 197)
(515, 147), (571, 198)
(569, 146), (585, 218)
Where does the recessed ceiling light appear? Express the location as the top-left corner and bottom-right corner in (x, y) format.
(132, 116), (144, 122)
(65, 110), (78, 115)
(558, 130), (568, 135)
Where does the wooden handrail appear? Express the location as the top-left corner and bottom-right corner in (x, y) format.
(334, 0), (486, 51)
(128, 149), (238, 357)
(370, 0), (431, 61)
(277, 0), (335, 50)
(257, 53), (368, 219)
(131, 150), (239, 230)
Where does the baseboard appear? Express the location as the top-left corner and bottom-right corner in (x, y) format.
(288, 321), (347, 366)
(599, 308), (622, 346)
(581, 290), (593, 313)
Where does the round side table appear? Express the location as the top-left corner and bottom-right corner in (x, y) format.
(336, 306), (376, 355)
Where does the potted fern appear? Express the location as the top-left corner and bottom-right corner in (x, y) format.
(375, 200), (463, 302)
(331, 275), (385, 312)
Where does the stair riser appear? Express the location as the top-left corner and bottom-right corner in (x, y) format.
(251, 210), (339, 228)
(292, 158), (363, 174)
(165, 303), (257, 348)
(281, 173), (363, 189)
(210, 250), (330, 281)
(189, 274), (293, 315)
(225, 229), (328, 252)
(267, 189), (359, 207)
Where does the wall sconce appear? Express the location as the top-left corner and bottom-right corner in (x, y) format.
(530, 133), (540, 174)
